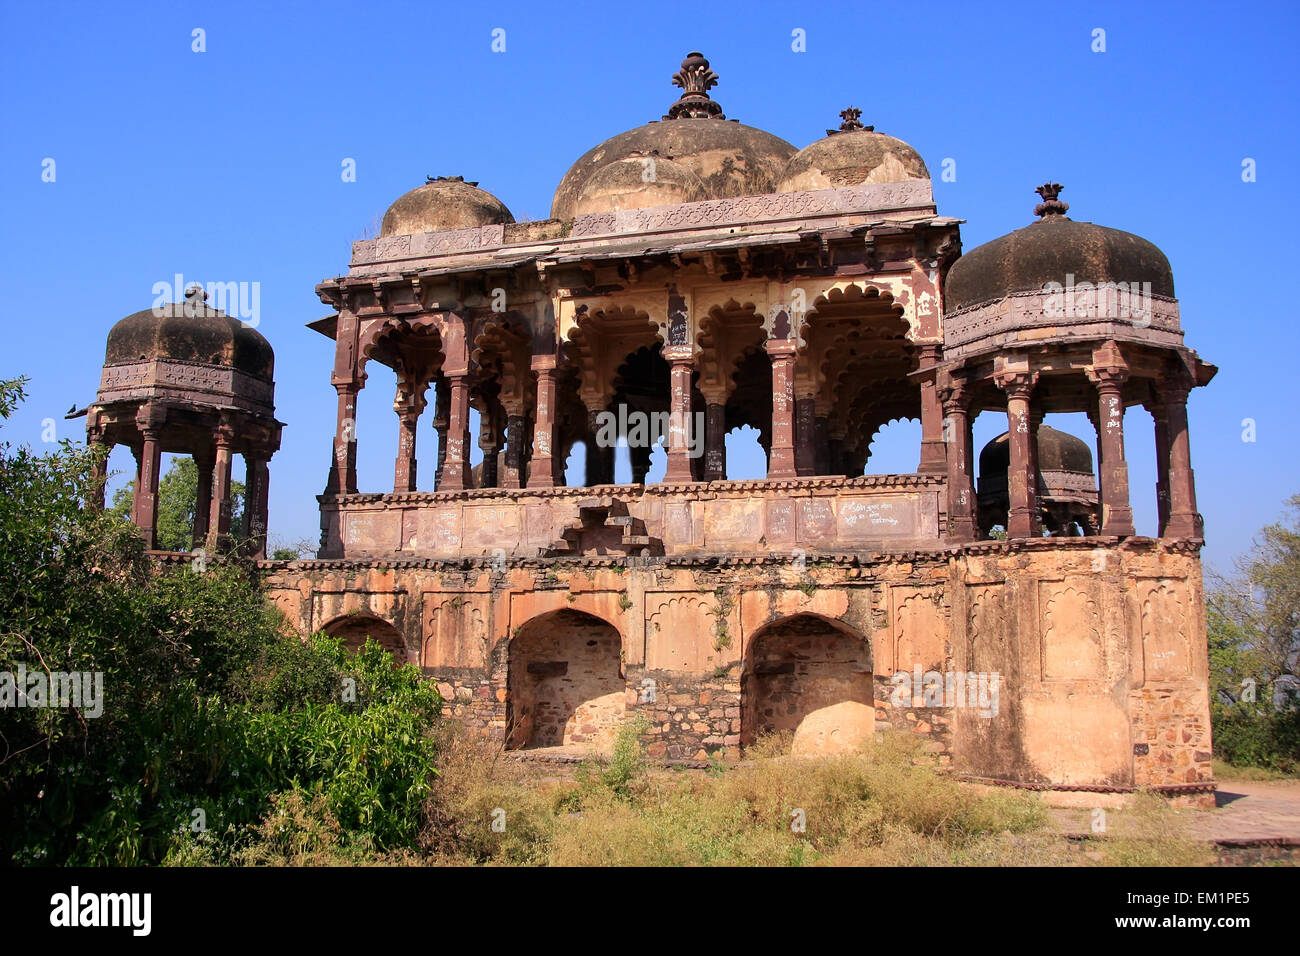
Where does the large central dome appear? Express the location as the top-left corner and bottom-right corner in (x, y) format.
(550, 52), (797, 221)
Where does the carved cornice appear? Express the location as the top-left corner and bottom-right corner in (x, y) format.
(942, 288), (1183, 361)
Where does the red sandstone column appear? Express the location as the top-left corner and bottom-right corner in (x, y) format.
(702, 393), (727, 481)
(439, 375), (473, 491)
(127, 445), (142, 526)
(814, 416), (830, 477)
(135, 427), (162, 550)
(582, 403), (615, 486)
(208, 424), (234, 550)
(939, 377), (977, 541)
(1088, 365), (1135, 536)
(431, 378), (449, 490)
(996, 371), (1039, 538)
(630, 444), (651, 485)
(766, 340), (798, 479)
(917, 345), (947, 474)
(1163, 382), (1201, 538)
(527, 356), (558, 488)
(662, 345), (696, 483)
(1028, 402), (1044, 507)
(392, 377), (427, 494)
(794, 394), (816, 477)
(86, 430), (109, 510)
(1149, 402), (1172, 536)
(192, 449), (214, 548)
(480, 406), (502, 489)
(331, 382), (359, 495)
(244, 455), (270, 558)
(501, 402), (526, 489)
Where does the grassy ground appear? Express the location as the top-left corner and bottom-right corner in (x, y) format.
(227, 720), (1232, 866)
(1212, 758), (1300, 781)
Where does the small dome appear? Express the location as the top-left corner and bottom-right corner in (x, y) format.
(979, 425), (1094, 477)
(551, 53), (797, 221)
(777, 108), (929, 192)
(381, 176), (514, 236)
(945, 183), (1175, 313)
(569, 155), (709, 216)
(105, 288), (274, 380)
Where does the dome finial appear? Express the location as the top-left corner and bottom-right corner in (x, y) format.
(667, 51), (725, 120)
(183, 283), (207, 302)
(828, 106), (874, 136)
(1034, 182), (1070, 218)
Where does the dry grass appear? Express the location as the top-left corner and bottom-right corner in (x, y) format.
(223, 721), (1220, 867)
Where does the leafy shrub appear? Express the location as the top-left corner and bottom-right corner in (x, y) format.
(0, 381), (441, 864)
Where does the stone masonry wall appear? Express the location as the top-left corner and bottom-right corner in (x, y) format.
(260, 538), (1212, 790)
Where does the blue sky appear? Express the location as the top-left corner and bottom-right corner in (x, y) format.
(1, 0), (1295, 570)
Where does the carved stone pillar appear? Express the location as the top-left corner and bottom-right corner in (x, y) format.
(1028, 401), (1044, 505)
(630, 443), (651, 485)
(939, 376), (976, 541)
(501, 403), (526, 489)
(765, 340), (798, 479)
(527, 356), (558, 489)
(814, 416), (831, 478)
(794, 395), (816, 477)
(662, 345), (696, 483)
(583, 402), (614, 486)
(1162, 381), (1202, 538)
(1087, 364), (1135, 536)
(827, 428), (846, 477)
(439, 374), (472, 491)
(135, 426), (163, 550)
(392, 375), (428, 494)
(208, 423), (235, 551)
(917, 344), (947, 474)
(330, 382), (359, 495)
(1148, 400), (1172, 535)
(995, 370), (1039, 538)
(432, 378), (450, 490)
(702, 392), (727, 482)
(87, 432), (109, 510)
(192, 448), (214, 548)
(479, 405), (502, 489)
(245, 455), (270, 559)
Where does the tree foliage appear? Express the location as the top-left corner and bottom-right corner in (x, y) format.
(1206, 493), (1300, 771)
(0, 377), (441, 864)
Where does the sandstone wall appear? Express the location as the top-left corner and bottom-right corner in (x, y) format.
(261, 538), (1212, 791)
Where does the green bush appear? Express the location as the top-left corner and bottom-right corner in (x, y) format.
(0, 378), (441, 864)
(1211, 702), (1300, 773)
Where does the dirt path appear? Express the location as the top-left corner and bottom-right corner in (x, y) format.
(1194, 780), (1300, 843)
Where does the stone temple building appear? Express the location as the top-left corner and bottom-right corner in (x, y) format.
(104, 53), (1219, 802)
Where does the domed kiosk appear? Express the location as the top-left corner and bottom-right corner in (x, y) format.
(85, 285), (283, 555)
(936, 183), (1216, 540)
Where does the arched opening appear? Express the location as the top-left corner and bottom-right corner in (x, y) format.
(862, 416), (922, 475)
(563, 438), (588, 487)
(321, 613), (407, 662)
(506, 609), (626, 753)
(742, 614), (873, 755)
(611, 343), (670, 486)
(724, 424), (766, 480)
(725, 347), (772, 475)
(806, 285), (918, 477)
